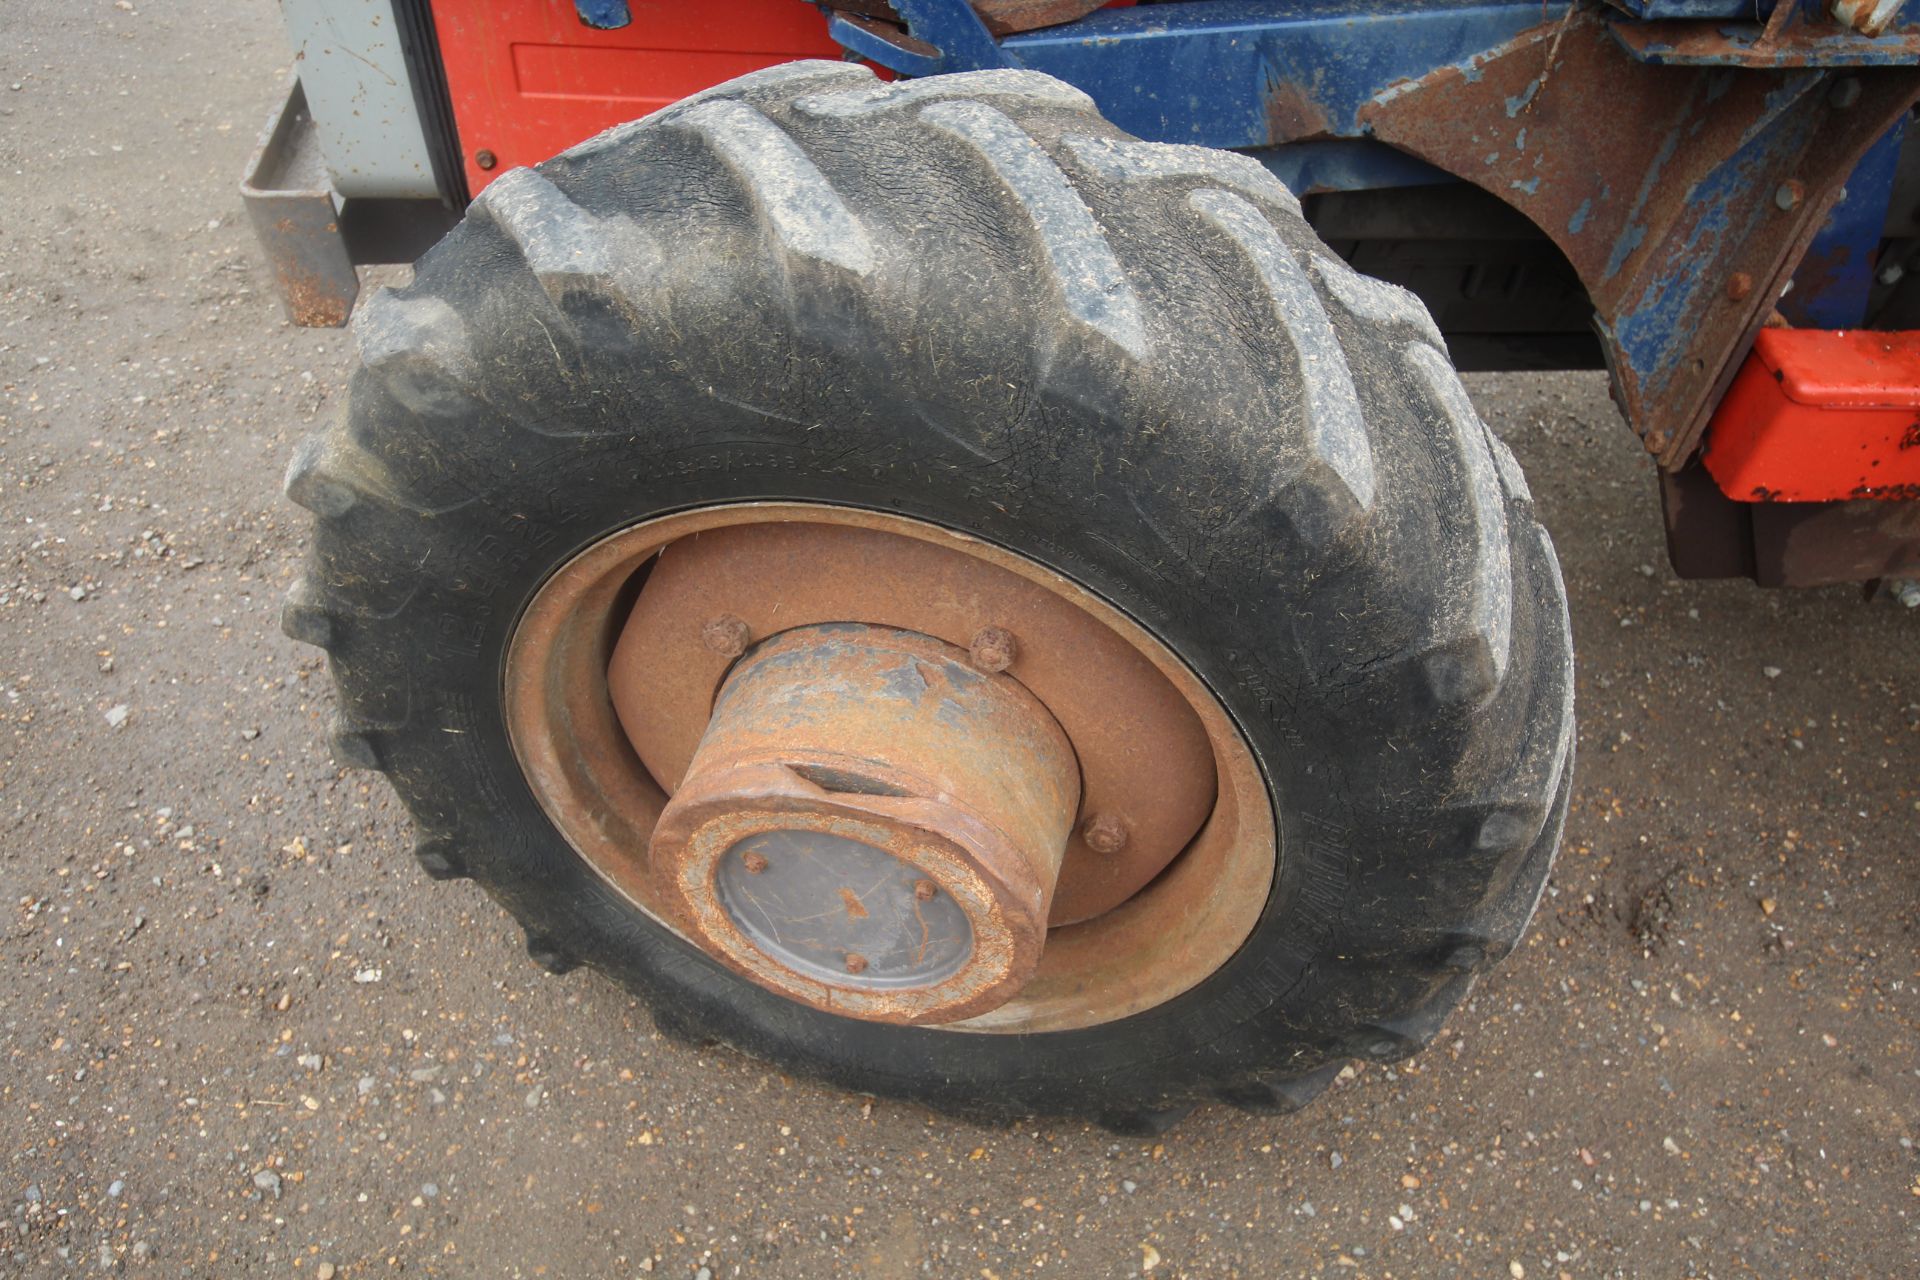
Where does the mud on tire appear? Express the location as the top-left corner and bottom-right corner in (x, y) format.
(283, 63), (1574, 1131)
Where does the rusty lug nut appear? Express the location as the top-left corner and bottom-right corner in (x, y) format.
(1726, 272), (1753, 302)
(701, 614), (751, 658)
(475, 148), (497, 171)
(844, 952), (869, 975)
(913, 878), (939, 902)
(1081, 812), (1130, 855)
(1774, 180), (1804, 212)
(968, 625), (1017, 673)
(741, 850), (769, 875)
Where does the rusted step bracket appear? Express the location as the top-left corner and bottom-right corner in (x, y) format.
(240, 78), (457, 328)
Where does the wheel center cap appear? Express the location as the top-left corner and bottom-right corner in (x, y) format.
(714, 829), (975, 988)
(646, 624), (1080, 1024)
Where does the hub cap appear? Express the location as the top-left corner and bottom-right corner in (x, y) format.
(503, 504), (1276, 1033)
(649, 624), (1080, 1023)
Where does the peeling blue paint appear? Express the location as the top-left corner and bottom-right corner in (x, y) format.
(835, 0), (1916, 455)
(844, 1), (1552, 148)
(1603, 126), (1683, 281)
(572, 0), (630, 30)
(1504, 75), (1543, 116)
(1780, 118), (1907, 328)
(1610, 98), (1838, 403)
(1605, 225), (1650, 281)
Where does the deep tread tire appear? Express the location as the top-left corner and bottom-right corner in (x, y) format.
(284, 63), (1574, 1127)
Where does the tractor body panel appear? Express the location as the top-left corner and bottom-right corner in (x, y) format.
(241, 0), (1920, 587)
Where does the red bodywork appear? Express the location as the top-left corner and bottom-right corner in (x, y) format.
(1705, 329), (1920, 502)
(430, 0), (844, 197)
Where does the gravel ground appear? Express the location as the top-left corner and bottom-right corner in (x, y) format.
(3, 4), (1918, 1277)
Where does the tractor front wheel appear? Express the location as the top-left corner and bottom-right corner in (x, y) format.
(284, 63), (1574, 1131)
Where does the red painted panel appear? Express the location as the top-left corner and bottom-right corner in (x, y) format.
(1704, 329), (1920, 502)
(431, 0), (846, 196)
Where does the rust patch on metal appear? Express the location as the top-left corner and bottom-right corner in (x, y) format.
(834, 0), (1109, 36)
(240, 80), (359, 328)
(650, 625), (1079, 1024)
(273, 260), (355, 329)
(1081, 812), (1129, 855)
(610, 520), (1217, 926)
(971, 0), (1110, 36)
(967, 624), (1016, 674)
(1265, 80), (1333, 145)
(1752, 493), (1920, 584)
(1614, 14), (1920, 64)
(829, 10), (942, 57)
(502, 503), (1276, 1034)
(1360, 11), (1920, 466)
(1833, 0), (1907, 38)
(699, 613), (751, 658)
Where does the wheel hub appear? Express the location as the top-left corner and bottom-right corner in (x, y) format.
(502, 504), (1276, 1035)
(649, 624), (1079, 1023)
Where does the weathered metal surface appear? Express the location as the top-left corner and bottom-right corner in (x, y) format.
(823, 1), (1915, 429)
(972, 0), (1111, 36)
(277, 0), (439, 199)
(502, 504), (1274, 1035)
(827, 9), (947, 74)
(1780, 111), (1907, 327)
(609, 520), (1217, 927)
(831, 0), (1551, 146)
(240, 78), (458, 326)
(1833, 0), (1909, 38)
(1358, 10), (1920, 465)
(1750, 494), (1920, 582)
(648, 625), (1079, 1024)
(1659, 463), (1760, 580)
(859, 0), (1002, 71)
(1607, 0), (1783, 17)
(1659, 462), (1920, 582)
(240, 79), (358, 328)
(1613, 16), (1920, 66)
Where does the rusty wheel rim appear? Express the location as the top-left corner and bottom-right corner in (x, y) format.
(504, 503), (1275, 1034)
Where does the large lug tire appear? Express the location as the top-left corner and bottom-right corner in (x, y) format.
(284, 63), (1574, 1130)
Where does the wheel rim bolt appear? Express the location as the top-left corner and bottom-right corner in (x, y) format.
(741, 850), (769, 875)
(701, 614), (751, 658)
(844, 953), (869, 975)
(1081, 812), (1130, 854)
(913, 878), (939, 901)
(968, 626), (1017, 673)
